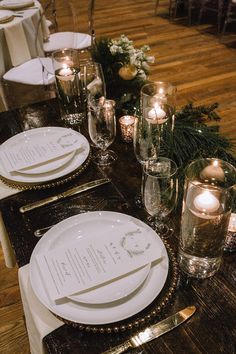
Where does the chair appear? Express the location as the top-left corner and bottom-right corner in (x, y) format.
(42, 0), (95, 53)
(3, 58), (55, 85)
(155, 0), (175, 17)
(169, 0), (199, 25)
(221, 0), (236, 36)
(198, 0), (225, 32)
(2, 0), (95, 86)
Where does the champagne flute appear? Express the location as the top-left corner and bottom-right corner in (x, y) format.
(88, 98), (117, 166)
(84, 61), (106, 102)
(142, 157), (178, 237)
(133, 116), (160, 207)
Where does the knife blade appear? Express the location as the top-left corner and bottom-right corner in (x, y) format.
(19, 178), (110, 213)
(102, 305), (196, 354)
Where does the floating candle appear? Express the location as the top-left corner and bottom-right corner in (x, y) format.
(146, 103), (167, 125)
(200, 160), (225, 182)
(193, 190), (220, 213)
(58, 65), (74, 81)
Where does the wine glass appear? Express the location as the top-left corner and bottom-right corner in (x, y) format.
(88, 98), (117, 166)
(142, 157), (178, 237)
(133, 115), (160, 207)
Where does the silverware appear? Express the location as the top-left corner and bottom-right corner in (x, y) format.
(19, 178), (110, 213)
(101, 305), (196, 354)
(33, 199), (107, 237)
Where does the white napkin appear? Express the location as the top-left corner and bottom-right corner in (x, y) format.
(3, 57), (55, 85)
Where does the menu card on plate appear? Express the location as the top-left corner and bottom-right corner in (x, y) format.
(0, 131), (81, 173)
(36, 221), (162, 301)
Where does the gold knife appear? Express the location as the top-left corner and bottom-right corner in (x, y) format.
(19, 178), (110, 213)
(102, 305), (196, 354)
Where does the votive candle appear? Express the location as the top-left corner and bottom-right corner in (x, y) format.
(119, 115), (135, 143)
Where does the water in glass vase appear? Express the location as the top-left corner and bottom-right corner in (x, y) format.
(55, 68), (86, 128)
(179, 207), (231, 278)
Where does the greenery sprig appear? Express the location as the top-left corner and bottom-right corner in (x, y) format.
(173, 103), (235, 168)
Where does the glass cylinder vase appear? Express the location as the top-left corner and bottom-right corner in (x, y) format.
(140, 81), (176, 158)
(178, 158), (236, 278)
(52, 49), (86, 130)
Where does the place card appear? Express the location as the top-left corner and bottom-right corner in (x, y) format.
(0, 131), (81, 173)
(36, 221), (162, 301)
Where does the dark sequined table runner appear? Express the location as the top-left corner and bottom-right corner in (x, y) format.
(0, 103), (235, 354)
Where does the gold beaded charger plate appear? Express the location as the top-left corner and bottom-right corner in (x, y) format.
(29, 211), (177, 331)
(0, 127), (90, 190)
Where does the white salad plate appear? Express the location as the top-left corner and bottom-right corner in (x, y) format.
(0, 127), (90, 184)
(29, 211), (169, 325)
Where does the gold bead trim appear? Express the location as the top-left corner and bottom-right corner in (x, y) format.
(0, 153), (92, 191)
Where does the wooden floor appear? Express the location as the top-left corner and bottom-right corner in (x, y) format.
(1, 0), (236, 353)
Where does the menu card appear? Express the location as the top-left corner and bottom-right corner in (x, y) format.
(0, 131), (81, 173)
(36, 221), (162, 301)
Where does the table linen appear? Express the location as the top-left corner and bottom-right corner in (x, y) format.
(19, 264), (63, 354)
(0, 1), (49, 76)
(0, 181), (20, 267)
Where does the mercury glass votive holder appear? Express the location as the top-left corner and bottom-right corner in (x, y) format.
(178, 158), (236, 278)
(119, 115), (136, 143)
(224, 212), (236, 252)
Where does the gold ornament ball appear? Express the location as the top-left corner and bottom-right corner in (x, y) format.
(118, 64), (137, 80)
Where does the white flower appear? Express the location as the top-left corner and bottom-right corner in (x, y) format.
(138, 69), (147, 80)
(141, 62), (150, 71)
(110, 44), (119, 54)
(146, 56), (155, 63)
(108, 34), (155, 79)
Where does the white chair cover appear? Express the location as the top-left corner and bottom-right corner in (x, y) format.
(3, 57), (55, 85)
(43, 32), (92, 52)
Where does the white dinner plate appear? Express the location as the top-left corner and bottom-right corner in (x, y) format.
(0, 127), (90, 184)
(0, 0), (34, 10)
(0, 10), (13, 23)
(29, 211), (169, 325)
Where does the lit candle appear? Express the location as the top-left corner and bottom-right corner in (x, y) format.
(58, 64), (74, 81)
(200, 160), (225, 182)
(193, 190), (220, 213)
(147, 103), (167, 124)
(119, 115), (135, 143)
